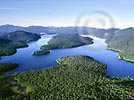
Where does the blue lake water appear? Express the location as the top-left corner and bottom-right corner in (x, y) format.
(0, 35), (134, 77)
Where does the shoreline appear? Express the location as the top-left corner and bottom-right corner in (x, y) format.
(107, 47), (134, 63)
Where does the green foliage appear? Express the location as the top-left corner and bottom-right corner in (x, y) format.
(0, 38), (28, 56)
(0, 31), (41, 56)
(32, 50), (50, 56)
(0, 63), (18, 99)
(0, 75), (15, 99)
(41, 34), (93, 50)
(108, 28), (134, 62)
(1, 31), (41, 42)
(1, 56), (134, 99)
(0, 63), (18, 74)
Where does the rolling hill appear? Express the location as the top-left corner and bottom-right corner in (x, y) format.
(0, 31), (40, 56)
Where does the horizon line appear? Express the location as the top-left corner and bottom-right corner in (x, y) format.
(0, 24), (133, 29)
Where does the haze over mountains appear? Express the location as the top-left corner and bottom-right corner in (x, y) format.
(0, 24), (133, 40)
(0, 24), (118, 35)
(0, 24), (132, 41)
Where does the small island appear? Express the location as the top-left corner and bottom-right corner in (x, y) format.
(32, 50), (50, 56)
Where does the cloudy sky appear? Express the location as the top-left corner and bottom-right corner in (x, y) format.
(0, 0), (134, 28)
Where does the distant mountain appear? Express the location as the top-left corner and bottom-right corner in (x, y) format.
(0, 25), (131, 41)
(24, 26), (51, 34)
(109, 27), (134, 42)
(0, 25), (57, 34)
(0, 24), (23, 33)
(0, 24), (114, 35)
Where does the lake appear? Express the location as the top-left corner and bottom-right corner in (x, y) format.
(0, 34), (134, 77)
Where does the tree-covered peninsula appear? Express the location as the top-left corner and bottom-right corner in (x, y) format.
(41, 34), (93, 50)
(0, 31), (41, 56)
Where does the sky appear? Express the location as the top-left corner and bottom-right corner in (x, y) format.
(0, 0), (134, 28)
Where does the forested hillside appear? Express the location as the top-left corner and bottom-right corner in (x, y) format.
(41, 34), (93, 50)
(1, 31), (40, 42)
(0, 38), (27, 56)
(0, 31), (40, 56)
(1, 56), (134, 99)
(108, 28), (134, 62)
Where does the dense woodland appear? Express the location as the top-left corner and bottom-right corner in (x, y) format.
(108, 28), (134, 62)
(1, 31), (41, 43)
(41, 34), (93, 50)
(0, 38), (28, 56)
(0, 56), (134, 99)
(0, 31), (40, 56)
(0, 63), (19, 98)
(32, 50), (50, 56)
(0, 63), (18, 74)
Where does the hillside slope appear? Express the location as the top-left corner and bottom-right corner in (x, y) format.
(1, 56), (134, 99)
(41, 34), (93, 50)
(108, 28), (134, 62)
(0, 31), (40, 56)
(1, 31), (40, 42)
